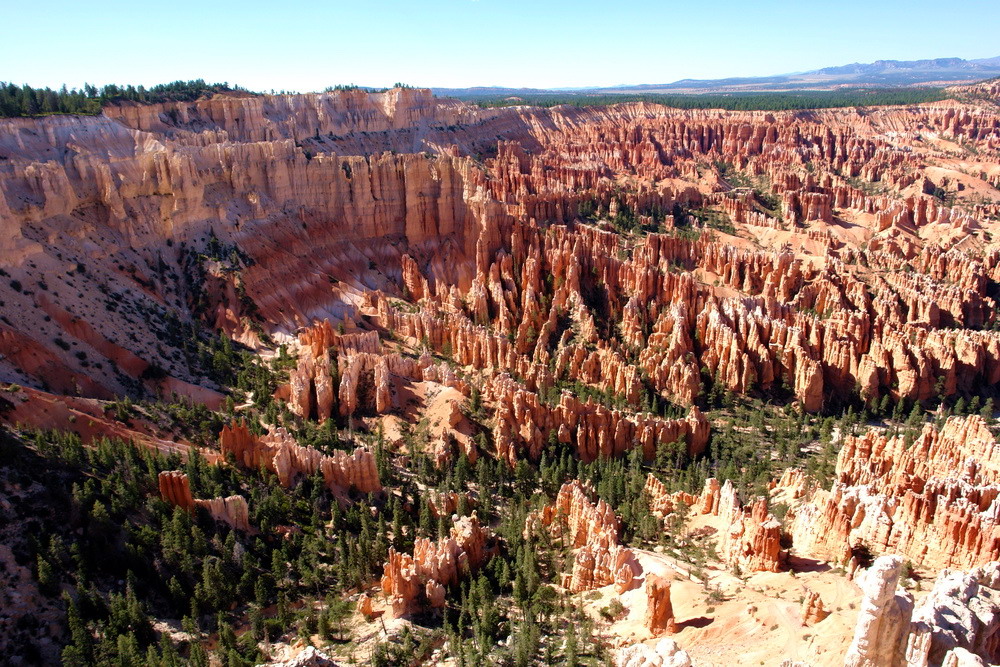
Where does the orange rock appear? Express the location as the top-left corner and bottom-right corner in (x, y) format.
(357, 594), (375, 620)
(158, 470), (250, 531)
(158, 470), (195, 511)
(528, 481), (642, 593)
(220, 421), (381, 496)
(787, 416), (1000, 571)
(379, 512), (490, 618)
(801, 589), (830, 626)
(644, 574), (677, 635)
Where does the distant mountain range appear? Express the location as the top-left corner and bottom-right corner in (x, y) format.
(434, 56), (1000, 97)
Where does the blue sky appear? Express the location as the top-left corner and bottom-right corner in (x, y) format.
(3, 0), (998, 90)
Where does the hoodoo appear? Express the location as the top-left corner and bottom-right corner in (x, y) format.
(4, 50), (1000, 666)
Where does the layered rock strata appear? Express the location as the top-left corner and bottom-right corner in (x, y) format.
(4, 88), (1000, 435)
(219, 421), (381, 495)
(786, 416), (1000, 571)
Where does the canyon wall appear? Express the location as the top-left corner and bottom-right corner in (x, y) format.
(2, 88), (999, 420)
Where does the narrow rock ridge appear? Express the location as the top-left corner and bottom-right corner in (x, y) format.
(157, 470), (250, 531)
(219, 420), (381, 496)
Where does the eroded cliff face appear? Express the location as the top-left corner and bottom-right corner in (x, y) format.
(5, 91), (1000, 643)
(2, 87), (1000, 421)
(784, 416), (1000, 571)
(219, 420), (381, 497)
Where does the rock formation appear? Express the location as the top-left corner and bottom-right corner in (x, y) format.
(526, 481), (642, 593)
(905, 562), (1000, 666)
(801, 589), (830, 626)
(5, 74), (1000, 667)
(158, 471), (251, 531)
(785, 416), (1000, 571)
(379, 512), (490, 618)
(614, 638), (692, 667)
(357, 594), (375, 620)
(158, 470), (195, 511)
(844, 555), (914, 667)
(264, 645), (343, 667)
(718, 495), (786, 574)
(220, 421), (381, 496)
(644, 474), (698, 518)
(2, 87), (1000, 427)
(644, 574), (677, 635)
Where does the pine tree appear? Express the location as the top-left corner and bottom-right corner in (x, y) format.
(564, 620), (579, 666)
(418, 497), (433, 538)
(36, 553), (58, 596)
(62, 593), (94, 665)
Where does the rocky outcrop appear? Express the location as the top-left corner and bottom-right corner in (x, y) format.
(527, 481), (641, 593)
(644, 474), (698, 518)
(614, 638), (692, 667)
(682, 478), (787, 573)
(220, 421), (381, 496)
(379, 513), (490, 618)
(718, 495), (786, 574)
(3, 87), (1000, 423)
(785, 417), (1000, 571)
(644, 574), (677, 635)
(905, 562), (1000, 667)
(158, 470), (195, 511)
(801, 589), (830, 626)
(844, 555), (914, 667)
(264, 645), (343, 667)
(193, 495), (251, 533)
(837, 416), (1000, 493)
(357, 594), (375, 620)
(426, 490), (462, 518)
(485, 372), (710, 466)
(158, 471), (251, 531)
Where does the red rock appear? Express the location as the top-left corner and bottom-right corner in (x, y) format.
(644, 574), (677, 635)
(527, 481), (642, 593)
(220, 420), (381, 496)
(644, 474), (698, 518)
(158, 470), (195, 511)
(786, 416), (1000, 571)
(718, 495), (786, 574)
(357, 594), (375, 620)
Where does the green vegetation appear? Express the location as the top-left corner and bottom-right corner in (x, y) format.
(0, 80), (255, 118)
(464, 87), (949, 111)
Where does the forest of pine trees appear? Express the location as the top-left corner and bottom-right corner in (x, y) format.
(466, 87), (949, 110)
(0, 80), (254, 118)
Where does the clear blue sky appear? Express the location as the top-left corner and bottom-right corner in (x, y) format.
(3, 0), (998, 90)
